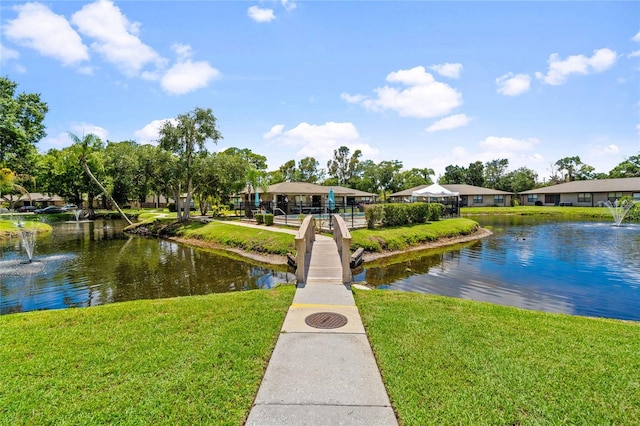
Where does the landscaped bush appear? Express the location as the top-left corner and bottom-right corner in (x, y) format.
(255, 213), (264, 224)
(264, 214), (274, 226)
(365, 202), (444, 229)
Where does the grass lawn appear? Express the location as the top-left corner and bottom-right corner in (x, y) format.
(0, 287), (295, 425)
(172, 221), (296, 256)
(351, 218), (480, 252)
(0, 219), (52, 240)
(355, 290), (640, 425)
(461, 205), (637, 220)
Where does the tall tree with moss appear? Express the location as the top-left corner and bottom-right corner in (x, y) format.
(0, 77), (48, 175)
(158, 107), (222, 221)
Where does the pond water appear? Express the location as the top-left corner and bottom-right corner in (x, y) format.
(0, 220), (295, 315)
(354, 217), (640, 321)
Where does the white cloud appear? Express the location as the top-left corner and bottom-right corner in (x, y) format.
(71, 0), (163, 77)
(0, 42), (20, 62)
(589, 144), (620, 156)
(133, 118), (176, 144)
(535, 48), (617, 85)
(629, 50), (640, 58)
(496, 73), (531, 96)
(430, 63), (463, 79)
(344, 66), (462, 118)
(262, 121), (379, 163)
(263, 124), (285, 139)
(248, 6), (276, 23)
(633, 31), (640, 42)
(340, 93), (366, 103)
(161, 59), (220, 95)
(479, 136), (539, 152)
(425, 114), (471, 132)
(69, 123), (109, 141)
(4, 2), (89, 67)
(281, 0), (297, 12)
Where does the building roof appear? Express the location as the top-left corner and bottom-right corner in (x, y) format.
(17, 192), (64, 202)
(244, 182), (377, 197)
(390, 184), (512, 198)
(520, 177), (640, 194)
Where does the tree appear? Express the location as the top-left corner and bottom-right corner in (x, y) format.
(504, 167), (538, 194)
(0, 77), (49, 175)
(158, 107), (222, 221)
(0, 168), (29, 208)
(467, 161), (485, 187)
(296, 157), (323, 183)
(484, 159), (509, 189)
(103, 140), (140, 206)
(69, 133), (131, 225)
(440, 164), (467, 184)
(554, 156), (582, 183)
(278, 159), (297, 182)
(377, 160), (403, 201)
(609, 154), (640, 178)
(327, 146), (362, 186)
(396, 167), (434, 191)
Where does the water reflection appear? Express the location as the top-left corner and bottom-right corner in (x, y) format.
(355, 218), (640, 321)
(1, 220), (294, 314)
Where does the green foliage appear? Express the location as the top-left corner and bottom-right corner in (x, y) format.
(0, 77), (49, 174)
(365, 203), (443, 229)
(264, 214), (274, 226)
(355, 290), (640, 425)
(352, 218), (479, 252)
(0, 287), (295, 425)
(255, 213), (265, 224)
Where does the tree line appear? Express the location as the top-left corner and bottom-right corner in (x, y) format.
(2, 76), (639, 219)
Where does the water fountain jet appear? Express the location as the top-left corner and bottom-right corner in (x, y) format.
(16, 223), (37, 263)
(74, 209), (83, 221)
(604, 199), (637, 226)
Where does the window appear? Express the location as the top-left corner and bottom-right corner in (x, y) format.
(608, 192), (623, 201)
(473, 195), (483, 204)
(633, 193), (640, 201)
(578, 193), (591, 203)
(545, 194), (556, 204)
(493, 195), (504, 204)
(528, 194), (538, 203)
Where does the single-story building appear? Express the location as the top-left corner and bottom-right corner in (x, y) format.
(519, 177), (640, 207)
(15, 192), (65, 208)
(390, 184), (513, 207)
(238, 182), (377, 215)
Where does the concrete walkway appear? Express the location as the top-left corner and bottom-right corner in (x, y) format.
(246, 235), (397, 425)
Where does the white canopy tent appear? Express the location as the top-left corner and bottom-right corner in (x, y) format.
(411, 183), (460, 199)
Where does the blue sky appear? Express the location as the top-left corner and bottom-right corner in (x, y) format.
(2, 0), (639, 182)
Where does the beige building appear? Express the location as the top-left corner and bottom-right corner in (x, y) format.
(390, 184), (513, 207)
(238, 182), (377, 214)
(519, 177), (640, 207)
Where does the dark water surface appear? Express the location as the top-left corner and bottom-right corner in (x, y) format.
(354, 217), (640, 321)
(1, 220), (294, 315)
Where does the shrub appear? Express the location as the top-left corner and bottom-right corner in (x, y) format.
(511, 198), (520, 207)
(407, 202), (429, 224)
(255, 213), (264, 224)
(427, 203), (444, 221)
(168, 203), (176, 212)
(365, 204), (385, 229)
(264, 214), (274, 226)
(381, 204), (409, 227)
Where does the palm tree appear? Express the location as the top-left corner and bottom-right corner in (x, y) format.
(68, 133), (132, 225)
(0, 168), (29, 209)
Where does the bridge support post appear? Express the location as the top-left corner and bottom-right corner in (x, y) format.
(332, 214), (352, 284)
(295, 215), (315, 283)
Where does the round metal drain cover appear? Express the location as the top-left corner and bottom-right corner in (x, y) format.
(305, 312), (348, 329)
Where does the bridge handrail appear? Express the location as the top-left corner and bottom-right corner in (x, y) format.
(333, 214), (352, 283)
(295, 215), (315, 282)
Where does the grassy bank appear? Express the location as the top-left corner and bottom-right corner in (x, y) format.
(461, 205), (638, 220)
(351, 218), (480, 252)
(0, 219), (52, 240)
(1, 287), (295, 425)
(355, 290), (640, 425)
(164, 220), (296, 256)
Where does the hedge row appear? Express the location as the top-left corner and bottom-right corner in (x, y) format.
(255, 213), (274, 226)
(365, 202), (444, 229)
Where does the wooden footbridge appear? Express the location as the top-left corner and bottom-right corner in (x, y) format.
(294, 214), (353, 284)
